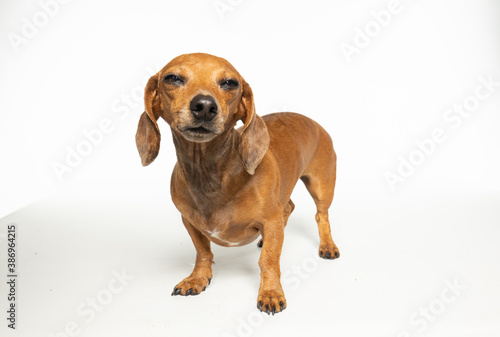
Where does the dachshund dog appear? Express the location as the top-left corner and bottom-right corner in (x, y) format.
(136, 53), (339, 315)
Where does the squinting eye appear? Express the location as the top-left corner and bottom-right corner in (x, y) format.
(220, 79), (239, 90)
(164, 74), (184, 86)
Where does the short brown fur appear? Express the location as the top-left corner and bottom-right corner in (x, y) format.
(136, 53), (339, 314)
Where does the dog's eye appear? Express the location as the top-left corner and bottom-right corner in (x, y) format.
(164, 74), (184, 86)
(220, 79), (239, 90)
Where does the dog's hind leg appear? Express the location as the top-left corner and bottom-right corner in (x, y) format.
(300, 131), (339, 260)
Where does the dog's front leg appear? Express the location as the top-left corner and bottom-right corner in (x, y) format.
(257, 212), (286, 314)
(171, 217), (214, 296)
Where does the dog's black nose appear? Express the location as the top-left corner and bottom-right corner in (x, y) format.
(190, 95), (218, 121)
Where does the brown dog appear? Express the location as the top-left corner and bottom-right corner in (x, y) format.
(136, 53), (339, 315)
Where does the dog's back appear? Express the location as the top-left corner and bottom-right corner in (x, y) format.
(260, 112), (336, 204)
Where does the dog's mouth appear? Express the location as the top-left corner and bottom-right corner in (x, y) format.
(186, 126), (212, 135)
(179, 125), (217, 142)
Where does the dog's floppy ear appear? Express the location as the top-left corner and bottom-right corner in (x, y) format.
(136, 74), (161, 166)
(238, 79), (270, 175)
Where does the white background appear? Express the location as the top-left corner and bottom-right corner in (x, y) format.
(0, 0), (499, 336)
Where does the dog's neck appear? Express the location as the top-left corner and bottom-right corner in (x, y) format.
(171, 127), (247, 201)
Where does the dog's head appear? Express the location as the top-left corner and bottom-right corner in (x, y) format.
(136, 53), (269, 175)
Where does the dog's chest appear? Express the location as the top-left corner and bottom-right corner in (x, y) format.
(171, 165), (265, 247)
(173, 190), (260, 247)
(192, 203), (260, 247)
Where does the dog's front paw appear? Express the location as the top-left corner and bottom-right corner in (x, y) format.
(257, 288), (287, 315)
(319, 242), (340, 260)
(171, 275), (212, 296)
